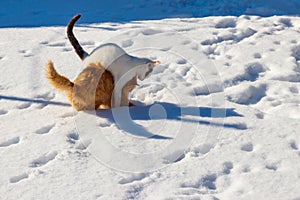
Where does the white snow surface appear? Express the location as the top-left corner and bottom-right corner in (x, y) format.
(1, 2), (300, 200)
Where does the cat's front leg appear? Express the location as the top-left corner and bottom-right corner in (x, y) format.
(112, 88), (122, 108)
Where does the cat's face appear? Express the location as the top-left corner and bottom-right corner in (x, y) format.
(138, 60), (160, 80)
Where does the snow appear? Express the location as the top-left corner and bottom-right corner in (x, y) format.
(1, 1), (300, 200)
(1, 0), (300, 27)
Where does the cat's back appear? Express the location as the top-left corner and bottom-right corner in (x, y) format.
(82, 43), (127, 69)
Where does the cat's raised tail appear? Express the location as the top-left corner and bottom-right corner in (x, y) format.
(67, 14), (89, 60)
(46, 60), (74, 95)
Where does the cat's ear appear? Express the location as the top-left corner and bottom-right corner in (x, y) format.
(149, 60), (161, 69)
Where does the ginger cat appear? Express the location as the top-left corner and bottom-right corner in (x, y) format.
(46, 61), (137, 110)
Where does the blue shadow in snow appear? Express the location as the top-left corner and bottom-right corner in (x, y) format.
(0, 95), (70, 107)
(0, 0), (299, 27)
(96, 102), (245, 140)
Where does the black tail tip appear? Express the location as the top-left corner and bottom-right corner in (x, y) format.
(73, 14), (82, 20)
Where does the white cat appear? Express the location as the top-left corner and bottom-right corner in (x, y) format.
(67, 14), (160, 107)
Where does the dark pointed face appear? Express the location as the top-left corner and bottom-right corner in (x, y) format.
(145, 60), (161, 79)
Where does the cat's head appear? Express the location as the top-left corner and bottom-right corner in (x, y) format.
(137, 60), (161, 81)
(126, 56), (160, 80)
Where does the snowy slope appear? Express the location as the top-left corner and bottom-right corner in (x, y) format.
(1, 14), (300, 200)
(1, 0), (300, 27)
(1, 0), (300, 199)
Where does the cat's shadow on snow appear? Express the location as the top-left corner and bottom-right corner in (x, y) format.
(95, 101), (245, 140)
(0, 95), (245, 140)
(0, 95), (70, 107)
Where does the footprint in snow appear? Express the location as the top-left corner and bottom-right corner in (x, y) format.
(215, 18), (236, 29)
(289, 140), (298, 150)
(176, 66), (190, 77)
(291, 45), (300, 63)
(181, 173), (217, 190)
(230, 62), (265, 86)
(289, 86), (299, 94)
(17, 102), (31, 109)
(190, 43), (199, 51)
(40, 41), (48, 45)
(226, 55), (233, 60)
(241, 165), (251, 173)
(161, 47), (172, 51)
(222, 161), (234, 175)
(255, 111), (264, 119)
(66, 132), (79, 144)
(9, 173), (29, 183)
(80, 41), (95, 46)
(225, 62), (231, 67)
(0, 109), (8, 115)
(291, 40), (297, 44)
(0, 136), (20, 147)
(118, 173), (147, 185)
(46, 42), (66, 47)
(226, 84), (267, 105)
(122, 40), (133, 48)
(141, 29), (163, 36)
(19, 49), (33, 57)
(265, 163), (278, 171)
(35, 92), (55, 101)
(35, 124), (55, 134)
(29, 151), (58, 168)
(60, 112), (74, 118)
(75, 139), (91, 150)
(273, 41), (281, 45)
(176, 58), (187, 65)
(278, 18), (293, 27)
(190, 143), (213, 157)
(165, 153), (185, 163)
(253, 53), (262, 59)
(62, 47), (72, 52)
(241, 142), (254, 152)
(98, 120), (113, 128)
(181, 40), (191, 45)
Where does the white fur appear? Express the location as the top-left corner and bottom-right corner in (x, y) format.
(82, 43), (152, 107)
